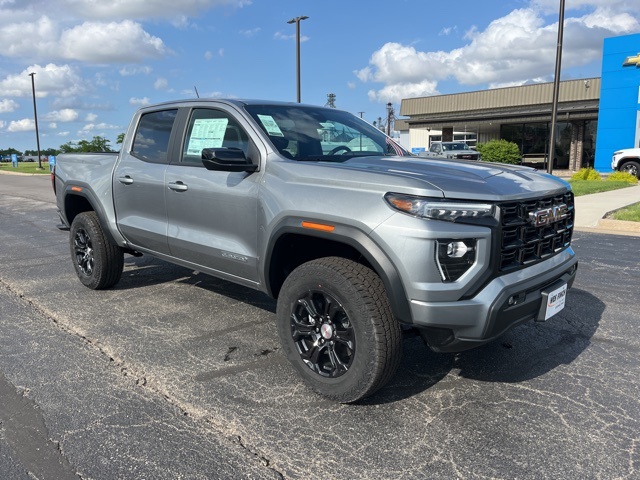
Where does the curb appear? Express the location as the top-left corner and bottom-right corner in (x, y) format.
(596, 218), (640, 234)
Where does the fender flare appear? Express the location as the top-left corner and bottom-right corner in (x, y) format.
(263, 218), (413, 324)
(61, 183), (120, 246)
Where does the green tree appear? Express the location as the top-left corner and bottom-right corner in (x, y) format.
(476, 139), (521, 164)
(0, 147), (23, 156)
(116, 133), (125, 145)
(59, 136), (114, 153)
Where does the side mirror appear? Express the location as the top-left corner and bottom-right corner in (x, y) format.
(201, 148), (258, 172)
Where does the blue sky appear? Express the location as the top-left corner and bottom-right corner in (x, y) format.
(1, 0), (639, 152)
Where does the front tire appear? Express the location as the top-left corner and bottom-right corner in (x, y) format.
(620, 160), (640, 178)
(276, 257), (402, 403)
(70, 211), (124, 289)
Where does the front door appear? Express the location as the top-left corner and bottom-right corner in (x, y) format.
(165, 107), (261, 283)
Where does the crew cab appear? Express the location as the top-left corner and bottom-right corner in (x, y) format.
(53, 99), (577, 402)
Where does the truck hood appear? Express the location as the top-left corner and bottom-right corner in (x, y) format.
(334, 156), (570, 200)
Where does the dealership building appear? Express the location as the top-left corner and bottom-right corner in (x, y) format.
(396, 33), (640, 172)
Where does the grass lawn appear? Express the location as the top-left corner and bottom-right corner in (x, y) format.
(0, 162), (51, 174)
(610, 202), (640, 222)
(568, 180), (635, 197)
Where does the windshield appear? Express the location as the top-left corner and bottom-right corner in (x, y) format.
(244, 104), (410, 161)
(442, 143), (470, 151)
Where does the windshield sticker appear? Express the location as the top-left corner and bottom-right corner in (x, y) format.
(257, 114), (284, 137)
(186, 118), (229, 155)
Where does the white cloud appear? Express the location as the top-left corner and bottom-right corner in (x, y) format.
(368, 80), (440, 103)
(0, 99), (19, 112)
(0, 64), (86, 98)
(119, 66), (153, 76)
(85, 113), (98, 121)
(59, 0), (251, 21)
(274, 32), (309, 42)
(81, 122), (120, 131)
(130, 97), (150, 106)
(58, 131), (70, 136)
(43, 108), (78, 122)
(358, 2), (640, 103)
(0, 120), (5, 129)
(154, 78), (168, 90)
(7, 118), (35, 132)
(0, 15), (59, 60)
(60, 20), (166, 63)
(204, 51), (213, 60)
(239, 27), (260, 37)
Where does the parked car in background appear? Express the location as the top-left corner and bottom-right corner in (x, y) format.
(611, 147), (640, 178)
(426, 142), (481, 161)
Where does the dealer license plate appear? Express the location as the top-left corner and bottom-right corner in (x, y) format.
(538, 282), (567, 321)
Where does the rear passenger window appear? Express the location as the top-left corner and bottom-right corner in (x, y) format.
(132, 109), (178, 163)
(182, 109), (250, 165)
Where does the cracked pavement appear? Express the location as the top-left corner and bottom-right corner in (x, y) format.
(0, 174), (639, 479)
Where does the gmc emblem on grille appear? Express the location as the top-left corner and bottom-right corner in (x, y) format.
(528, 204), (569, 226)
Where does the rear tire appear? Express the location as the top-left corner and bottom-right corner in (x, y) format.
(70, 211), (124, 289)
(276, 257), (402, 403)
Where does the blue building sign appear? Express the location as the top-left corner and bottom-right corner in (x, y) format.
(595, 33), (640, 172)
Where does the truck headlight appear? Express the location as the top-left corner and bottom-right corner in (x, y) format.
(385, 193), (495, 223)
(436, 239), (477, 282)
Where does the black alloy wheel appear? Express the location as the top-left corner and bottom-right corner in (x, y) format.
(290, 289), (355, 378)
(73, 227), (94, 277)
(621, 160), (640, 178)
(276, 257), (402, 403)
(69, 211), (124, 290)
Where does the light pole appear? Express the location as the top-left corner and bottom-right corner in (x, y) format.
(287, 15), (308, 103)
(547, 0), (565, 175)
(29, 72), (43, 169)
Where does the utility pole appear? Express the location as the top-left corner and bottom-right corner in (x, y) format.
(29, 72), (42, 170)
(325, 93), (336, 108)
(287, 15), (309, 103)
(548, 0), (565, 175)
(386, 102), (394, 136)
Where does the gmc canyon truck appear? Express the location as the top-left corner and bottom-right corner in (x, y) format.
(54, 99), (578, 403)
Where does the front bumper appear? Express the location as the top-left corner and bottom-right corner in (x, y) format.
(410, 250), (578, 352)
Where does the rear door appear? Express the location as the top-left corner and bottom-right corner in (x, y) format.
(165, 106), (262, 284)
(113, 108), (178, 254)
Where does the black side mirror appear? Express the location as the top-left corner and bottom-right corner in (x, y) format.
(201, 148), (258, 172)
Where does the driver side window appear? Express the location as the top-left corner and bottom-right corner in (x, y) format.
(182, 109), (250, 165)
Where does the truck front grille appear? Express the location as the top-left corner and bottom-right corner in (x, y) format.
(498, 192), (574, 273)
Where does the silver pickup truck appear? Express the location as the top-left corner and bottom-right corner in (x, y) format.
(53, 99), (578, 402)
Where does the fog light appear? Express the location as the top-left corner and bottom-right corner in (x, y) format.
(446, 241), (468, 258)
(436, 239), (477, 282)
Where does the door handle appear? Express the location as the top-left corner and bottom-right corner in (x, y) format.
(118, 175), (134, 185)
(168, 181), (188, 192)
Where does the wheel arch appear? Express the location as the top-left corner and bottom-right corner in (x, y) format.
(62, 184), (119, 245)
(619, 157), (640, 166)
(264, 221), (413, 324)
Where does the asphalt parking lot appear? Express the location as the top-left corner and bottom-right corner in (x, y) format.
(1, 174), (639, 479)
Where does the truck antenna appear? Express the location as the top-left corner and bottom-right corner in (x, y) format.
(194, 86), (200, 98)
